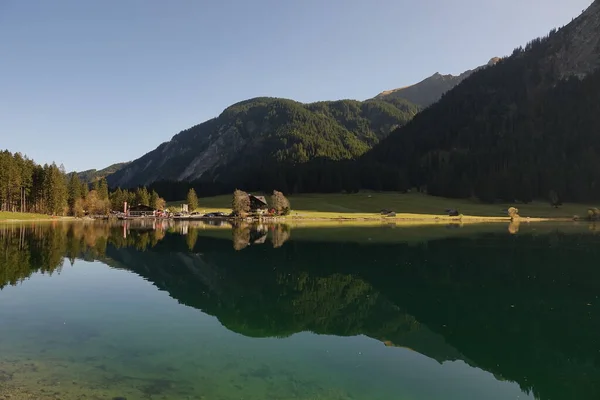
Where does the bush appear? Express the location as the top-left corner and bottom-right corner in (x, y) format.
(587, 208), (600, 221)
(271, 190), (291, 215)
(232, 190), (250, 217)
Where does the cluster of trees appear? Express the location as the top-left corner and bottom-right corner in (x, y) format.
(0, 150), (70, 215)
(0, 150), (166, 216)
(110, 186), (166, 213)
(68, 174), (167, 216)
(69, 175), (167, 216)
(231, 189), (291, 217)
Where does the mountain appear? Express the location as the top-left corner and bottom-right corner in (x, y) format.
(374, 57), (501, 108)
(107, 97), (419, 189)
(361, 0), (600, 202)
(77, 162), (130, 183)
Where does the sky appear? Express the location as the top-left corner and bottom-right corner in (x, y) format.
(0, 0), (593, 172)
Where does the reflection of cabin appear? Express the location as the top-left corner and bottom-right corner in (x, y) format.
(249, 195), (268, 212)
(128, 204), (156, 217)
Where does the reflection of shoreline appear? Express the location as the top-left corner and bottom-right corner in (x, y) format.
(4, 219), (593, 247)
(231, 223), (290, 250)
(3, 223), (600, 400)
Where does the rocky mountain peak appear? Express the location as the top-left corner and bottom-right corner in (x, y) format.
(374, 59), (499, 108)
(487, 57), (501, 66)
(548, 0), (600, 79)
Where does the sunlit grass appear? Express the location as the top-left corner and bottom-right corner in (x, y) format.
(170, 192), (594, 220)
(0, 211), (60, 221)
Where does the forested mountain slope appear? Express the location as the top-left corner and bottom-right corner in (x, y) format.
(107, 97), (419, 188)
(364, 0), (600, 202)
(77, 162), (130, 183)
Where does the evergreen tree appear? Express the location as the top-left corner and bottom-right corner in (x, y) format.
(81, 181), (89, 199)
(135, 187), (150, 206)
(110, 188), (125, 211)
(98, 178), (109, 201)
(67, 173), (82, 214)
(186, 188), (199, 211)
(44, 163), (68, 215)
(149, 190), (161, 210)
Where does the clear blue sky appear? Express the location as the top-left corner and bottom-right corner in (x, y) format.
(0, 0), (592, 171)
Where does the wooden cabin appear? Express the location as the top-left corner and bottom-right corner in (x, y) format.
(249, 195), (268, 213)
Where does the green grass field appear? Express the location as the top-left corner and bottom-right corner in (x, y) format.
(172, 192), (597, 219)
(0, 211), (61, 221)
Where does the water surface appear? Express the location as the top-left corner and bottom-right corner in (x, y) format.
(0, 221), (599, 399)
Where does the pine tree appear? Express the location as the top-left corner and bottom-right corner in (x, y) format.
(149, 190), (160, 210)
(110, 188), (125, 211)
(98, 178), (109, 201)
(45, 163), (67, 215)
(135, 187), (150, 206)
(67, 173), (82, 215)
(81, 181), (89, 200)
(186, 188), (199, 211)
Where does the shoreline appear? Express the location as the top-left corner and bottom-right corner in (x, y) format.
(0, 216), (75, 223)
(0, 213), (572, 225)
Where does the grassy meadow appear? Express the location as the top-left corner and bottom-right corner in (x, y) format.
(0, 211), (67, 222)
(170, 192), (598, 221)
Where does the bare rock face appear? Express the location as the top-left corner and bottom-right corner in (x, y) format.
(178, 126), (248, 182)
(487, 57), (501, 66)
(547, 0), (600, 79)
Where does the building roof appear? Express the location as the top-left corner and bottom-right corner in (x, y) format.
(249, 195), (268, 205)
(129, 204), (155, 212)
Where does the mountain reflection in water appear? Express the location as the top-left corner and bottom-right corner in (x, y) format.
(0, 221), (599, 399)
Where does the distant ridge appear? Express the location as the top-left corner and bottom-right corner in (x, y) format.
(76, 162), (130, 183)
(374, 58), (500, 108)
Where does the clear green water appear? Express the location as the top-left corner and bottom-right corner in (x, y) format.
(0, 221), (599, 399)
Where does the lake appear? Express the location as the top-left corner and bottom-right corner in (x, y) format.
(0, 220), (599, 399)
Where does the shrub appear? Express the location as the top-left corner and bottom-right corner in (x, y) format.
(232, 190), (250, 217)
(271, 190), (291, 215)
(587, 208), (600, 221)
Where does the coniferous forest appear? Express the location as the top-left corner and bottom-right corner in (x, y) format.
(0, 150), (165, 215)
